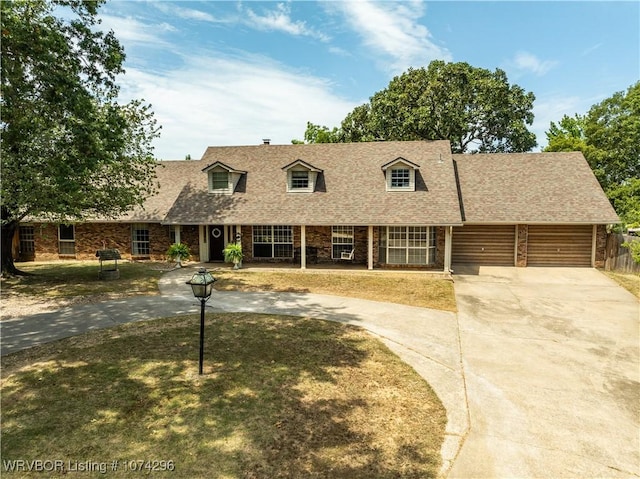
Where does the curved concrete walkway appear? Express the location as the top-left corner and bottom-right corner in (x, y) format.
(2, 265), (638, 478)
(0, 265), (468, 477)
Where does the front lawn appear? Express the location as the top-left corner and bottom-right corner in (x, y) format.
(1, 313), (447, 478)
(214, 270), (457, 312)
(1, 261), (164, 300)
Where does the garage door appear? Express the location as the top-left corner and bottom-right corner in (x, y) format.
(452, 225), (516, 265)
(527, 225), (593, 267)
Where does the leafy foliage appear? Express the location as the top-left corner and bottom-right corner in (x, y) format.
(545, 82), (640, 225)
(166, 243), (191, 262)
(297, 61), (537, 153)
(0, 0), (160, 273)
(223, 242), (244, 264)
(622, 239), (640, 264)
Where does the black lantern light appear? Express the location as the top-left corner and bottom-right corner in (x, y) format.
(186, 268), (217, 375)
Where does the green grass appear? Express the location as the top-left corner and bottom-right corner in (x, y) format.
(1, 261), (164, 300)
(1, 313), (447, 478)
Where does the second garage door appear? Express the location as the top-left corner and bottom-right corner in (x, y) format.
(527, 225), (593, 267)
(452, 225), (516, 266)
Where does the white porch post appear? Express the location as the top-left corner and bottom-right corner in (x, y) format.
(174, 225), (181, 244)
(199, 225), (208, 262)
(300, 225), (306, 270)
(367, 225), (374, 270)
(444, 226), (453, 273)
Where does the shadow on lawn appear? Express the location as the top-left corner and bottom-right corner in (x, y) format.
(1, 313), (444, 478)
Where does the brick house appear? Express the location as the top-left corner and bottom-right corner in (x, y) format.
(15, 140), (619, 270)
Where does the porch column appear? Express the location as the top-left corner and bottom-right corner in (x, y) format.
(367, 225), (374, 270)
(300, 225), (306, 270)
(198, 225), (208, 262)
(444, 226), (453, 273)
(174, 225), (181, 244)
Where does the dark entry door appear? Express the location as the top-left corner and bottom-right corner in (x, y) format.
(208, 225), (225, 261)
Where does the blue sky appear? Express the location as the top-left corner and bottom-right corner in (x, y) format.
(97, 1), (640, 160)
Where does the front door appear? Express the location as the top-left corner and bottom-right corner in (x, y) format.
(208, 225), (225, 261)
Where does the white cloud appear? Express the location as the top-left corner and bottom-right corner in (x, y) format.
(329, 0), (451, 74)
(99, 14), (173, 46)
(532, 95), (584, 149)
(512, 51), (557, 76)
(244, 3), (330, 41)
(151, 2), (221, 23)
(118, 52), (357, 159)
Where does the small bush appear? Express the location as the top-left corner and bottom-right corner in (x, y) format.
(622, 239), (640, 264)
(167, 243), (191, 263)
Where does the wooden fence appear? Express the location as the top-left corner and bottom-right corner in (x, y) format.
(605, 233), (640, 273)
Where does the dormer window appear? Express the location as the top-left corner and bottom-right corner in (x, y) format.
(291, 170), (309, 189)
(282, 159), (322, 193)
(210, 171), (229, 191)
(391, 168), (410, 188)
(382, 157), (420, 191)
(202, 161), (246, 195)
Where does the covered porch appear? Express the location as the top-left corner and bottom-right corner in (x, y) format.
(183, 224), (455, 273)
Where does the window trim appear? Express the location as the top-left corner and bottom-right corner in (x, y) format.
(252, 225), (293, 258)
(131, 223), (151, 257)
(19, 225), (35, 255)
(58, 224), (76, 256)
(290, 170), (310, 190)
(331, 226), (354, 259)
(380, 226), (436, 265)
(209, 170), (230, 192)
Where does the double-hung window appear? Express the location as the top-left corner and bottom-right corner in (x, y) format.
(253, 225), (293, 258)
(209, 171), (229, 191)
(380, 226), (436, 265)
(291, 171), (309, 190)
(132, 224), (150, 256)
(58, 224), (76, 255)
(332, 226), (354, 259)
(19, 226), (35, 255)
(390, 168), (410, 188)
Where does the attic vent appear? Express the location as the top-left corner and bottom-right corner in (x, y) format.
(262, 139), (271, 145)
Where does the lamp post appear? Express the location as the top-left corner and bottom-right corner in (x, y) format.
(186, 268), (216, 375)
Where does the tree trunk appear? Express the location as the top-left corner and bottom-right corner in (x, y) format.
(1, 218), (24, 276)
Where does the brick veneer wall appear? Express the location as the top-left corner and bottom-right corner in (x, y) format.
(29, 222), (174, 261)
(595, 224), (607, 268)
(179, 225), (201, 262)
(516, 224), (528, 267)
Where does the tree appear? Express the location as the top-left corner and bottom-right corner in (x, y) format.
(545, 82), (640, 225)
(301, 61), (537, 153)
(583, 82), (640, 190)
(302, 121), (343, 143)
(1, 0), (160, 274)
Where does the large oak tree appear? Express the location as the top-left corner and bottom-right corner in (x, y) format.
(545, 82), (640, 225)
(299, 61), (537, 153)
(1, 0), (160, 274)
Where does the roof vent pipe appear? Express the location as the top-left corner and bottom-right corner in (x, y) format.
(262, 139), (270, 145)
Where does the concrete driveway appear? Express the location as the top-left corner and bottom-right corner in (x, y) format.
(450, 266), (639, 478)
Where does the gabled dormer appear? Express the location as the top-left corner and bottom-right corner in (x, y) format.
(381, 157), (421, 192)
(202, 161), (246, 195)
(281, 159), (323, 193)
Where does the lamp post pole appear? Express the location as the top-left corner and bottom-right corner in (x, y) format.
(199, 297), (206, 375)
(186, 268), (216, 376)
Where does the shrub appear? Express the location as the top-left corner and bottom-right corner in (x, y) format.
(622, 239), (640, 264)
(167, 243), (191, 265)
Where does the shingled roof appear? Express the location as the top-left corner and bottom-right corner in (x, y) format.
(162, 140), (463, 226)
(453, 152), (619, 224)
(111, 143), (618, 227)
